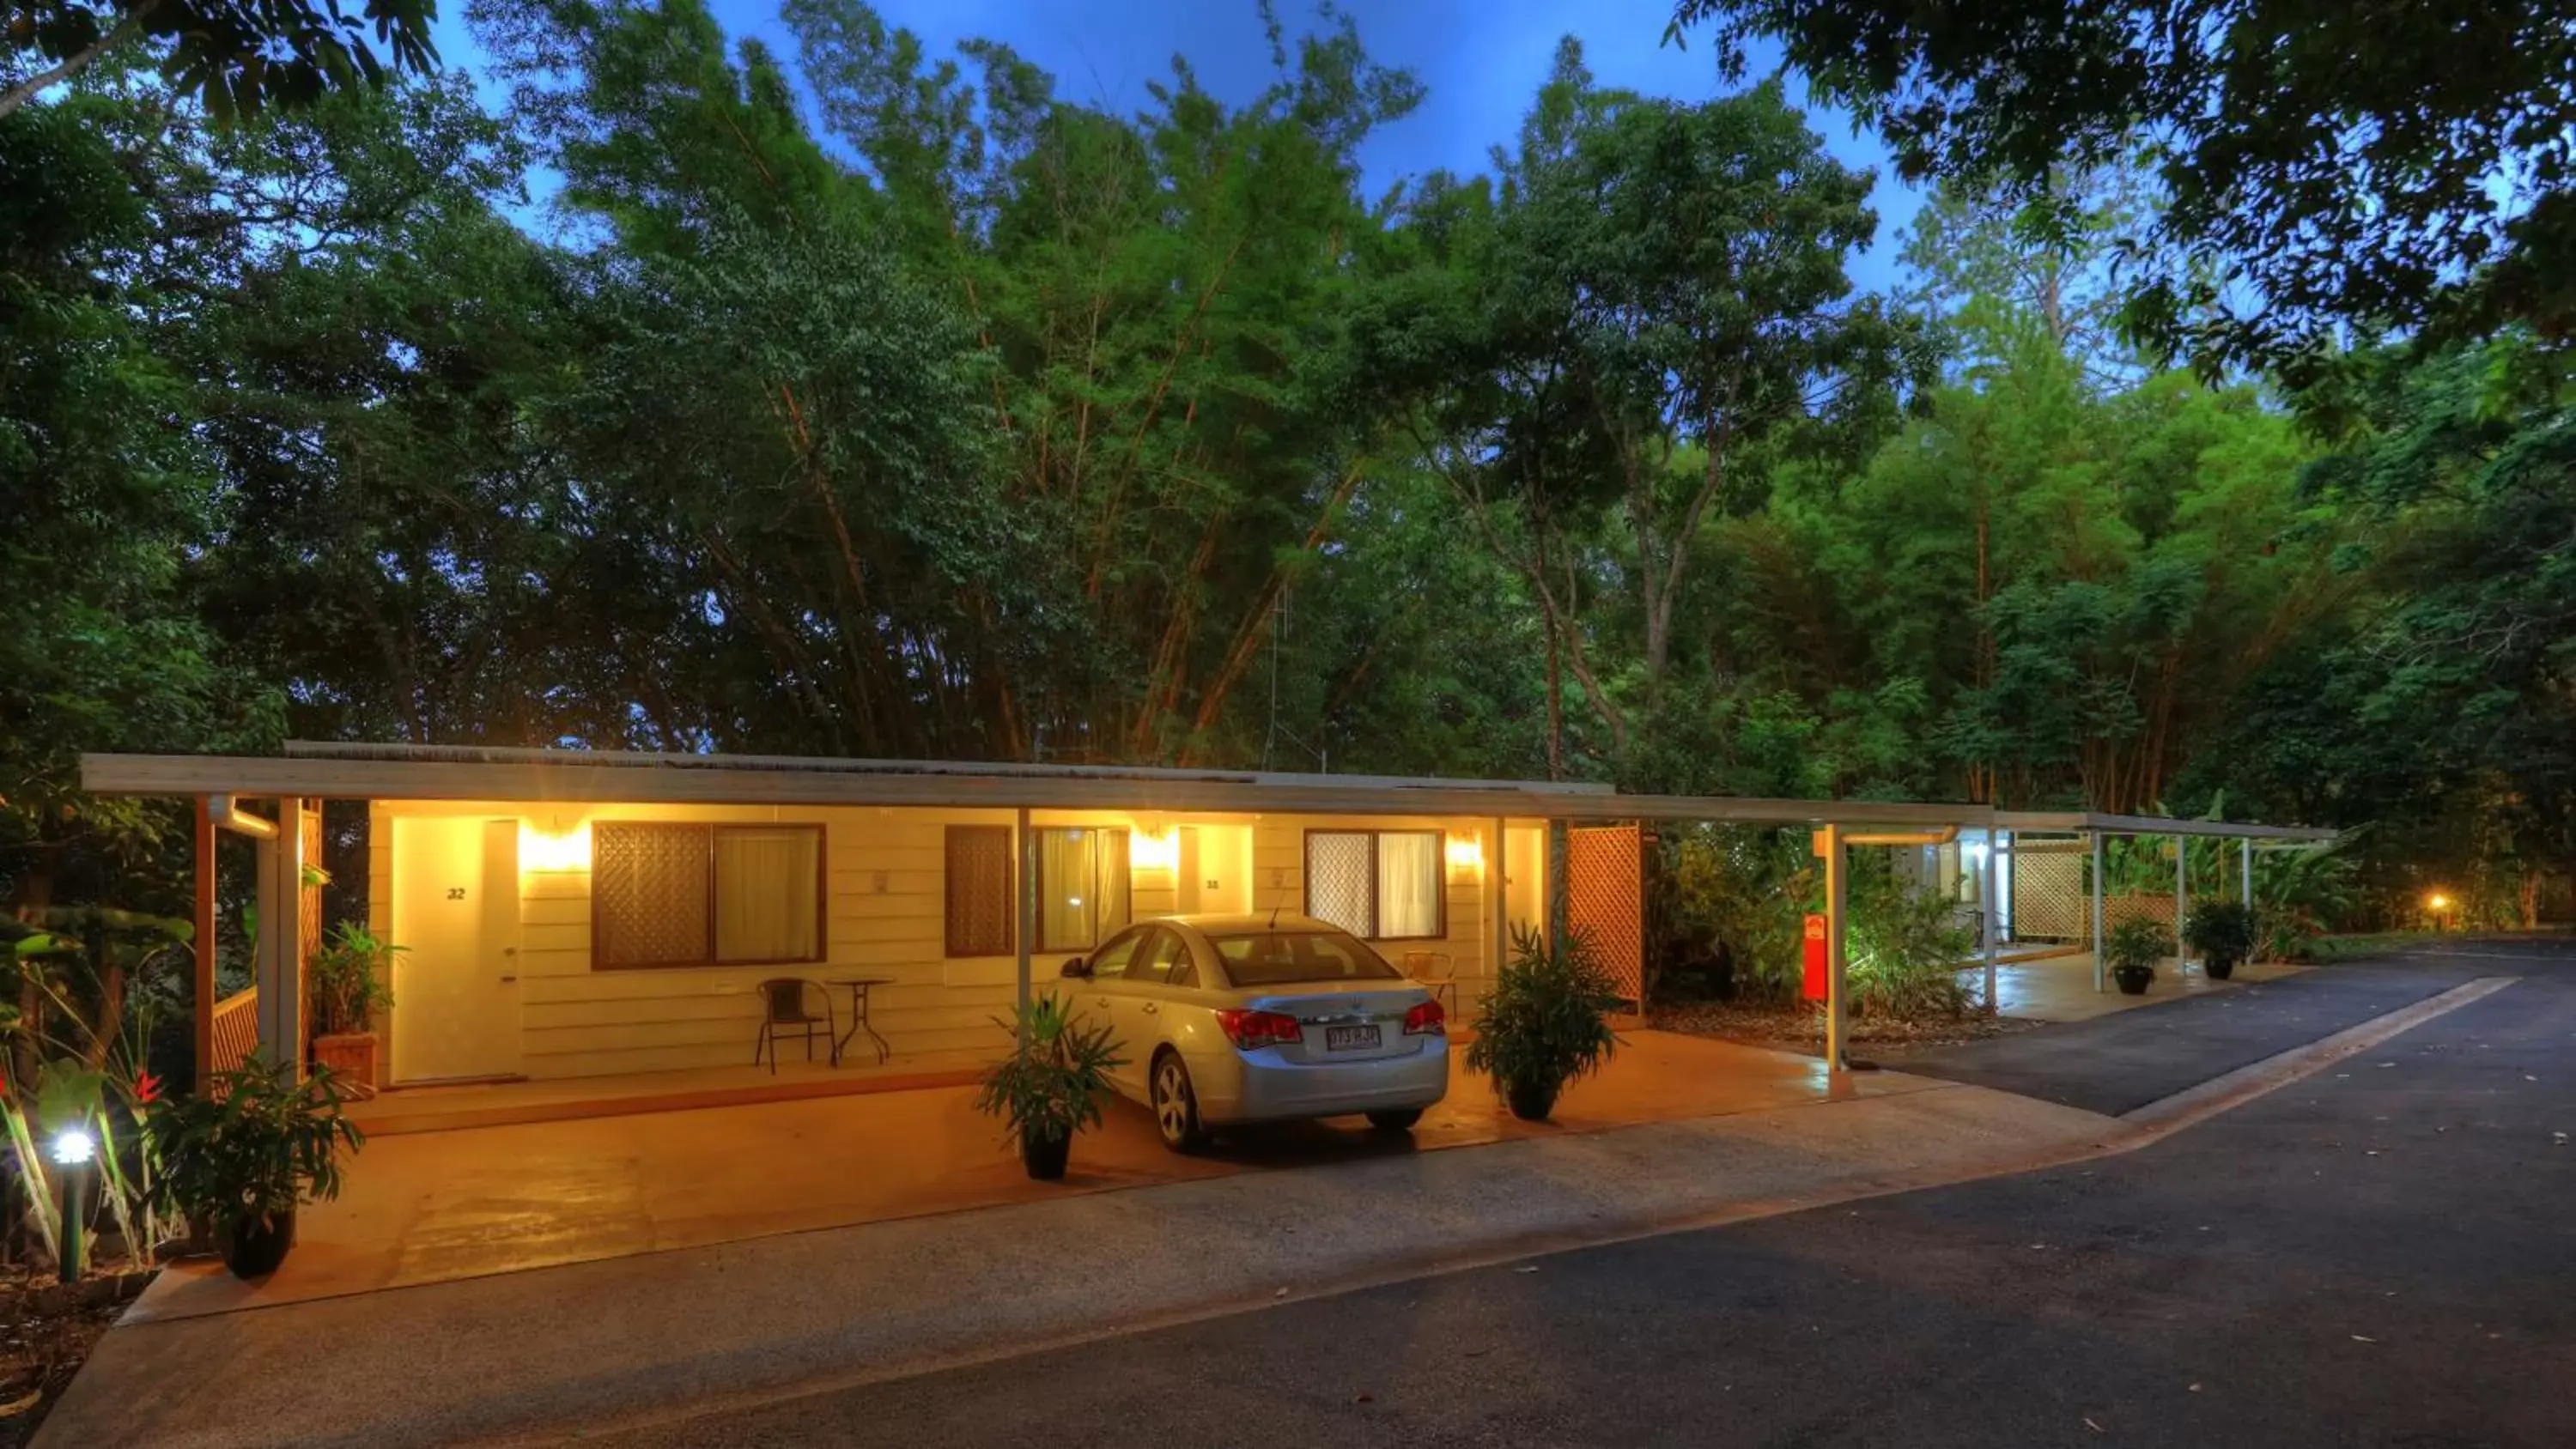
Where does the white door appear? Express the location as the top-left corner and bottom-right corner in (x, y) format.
(391, 817), (524, 1082)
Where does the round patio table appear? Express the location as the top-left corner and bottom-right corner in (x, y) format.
(829, 977), (895, 1066)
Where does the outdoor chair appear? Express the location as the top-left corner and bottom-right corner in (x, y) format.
(754, 978), (836, 1074)
(1400, 951), (1456, 1014)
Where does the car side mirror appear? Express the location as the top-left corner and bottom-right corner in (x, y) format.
(1058, 956), (1091, 979)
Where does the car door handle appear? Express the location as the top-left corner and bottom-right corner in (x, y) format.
(1141, 1003), (1158, 1016)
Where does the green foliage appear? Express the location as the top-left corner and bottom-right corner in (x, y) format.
(1845, 878), (1974, 1020)
(971, 993), (1123, 1147)
(2180, 900), (2257, 966)
(3, 0), (438, 123)
(309, 922), (400, 1037)
(1650, 825), (1810, 1002)
(144, 1055), (365, 1239)
(1670, 0), (2576, 379)
(2103, 918), (2173, 976)
(1466, 926), (1625, 1099)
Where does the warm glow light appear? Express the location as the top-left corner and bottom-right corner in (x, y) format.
(49, 1128), (93, 1167)
(1130, 828), (1182, 872)
(2427, 892), (2451, 912)
(1445, 835), (1485, 875)
(520, 821), (592, 873)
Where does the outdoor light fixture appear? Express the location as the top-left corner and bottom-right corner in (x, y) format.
(50, 1126), (93, 1285)
(519, 820), (592, 873)
(1444, 835), (1485, 875)
(1129, 828), (1182, 872)
(2427, 892), (2451, 912)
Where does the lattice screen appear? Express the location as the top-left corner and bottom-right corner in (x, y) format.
(944, 826), (1015, 957)
(1303, 832), (1374, 937)
(1566, 824), (1643, 1017)
(593, 822), (712, 967)
(2008, 847), (2090, 943)
(298, 800), (324, 997)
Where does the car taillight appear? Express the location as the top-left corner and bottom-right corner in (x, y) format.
(1402, 998), (1446, 1036)
(1217, 1009), (1304, 1050)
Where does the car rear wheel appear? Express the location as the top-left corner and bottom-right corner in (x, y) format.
(1151, 1052), (1210, 1153)
(1365, 1108), (1424, 1132)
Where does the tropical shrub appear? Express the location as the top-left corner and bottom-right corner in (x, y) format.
(1467, 925), (1624, 1119)
(309, 923), (400, 1037)
(972, 993), (1123, 1148)
(2181, 901), (2258, 968)
(145, 1055), (364, 1241)
(2104, 919), (2175, 976)
(1846, 885), (1975, 1020)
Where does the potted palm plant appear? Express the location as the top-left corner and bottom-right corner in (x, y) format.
(309, 923), (399, 1090)
(974, 993), (1123, 1180)
(145, 1055), (365, 1278)
(1467, 926), (1624, 1122)
(2104, 919), (2173, 996)
(2181, 901), (2257, 981)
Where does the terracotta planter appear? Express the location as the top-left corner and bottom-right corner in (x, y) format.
(224, 1210), (295, 1279)
(1504, 1079), (1559, 1122)
(1022, 1129), (1071, 1181)
(312, 1031), (379, 1092)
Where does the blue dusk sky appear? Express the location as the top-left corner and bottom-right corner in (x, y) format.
(432, 0), (1929, 294)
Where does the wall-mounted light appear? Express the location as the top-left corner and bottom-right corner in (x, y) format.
(1130, 828), (1182, 873)
(520, 820), (592, 873)
(1445, 835), (1485, 875)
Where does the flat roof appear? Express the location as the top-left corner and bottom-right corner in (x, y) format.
(77, 745), (2337, 840)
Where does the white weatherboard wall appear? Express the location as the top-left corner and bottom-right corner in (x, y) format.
(370, 801), (1510, 1082)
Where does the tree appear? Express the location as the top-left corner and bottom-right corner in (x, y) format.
(1669, 0), (2576, 379)
(3, 0), (438, 121)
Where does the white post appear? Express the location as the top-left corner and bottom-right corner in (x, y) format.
(1015, 806), (1034, 1045)
(254, 796), (307, 1078)
(2174, 834), (2190, 967)
(2090, 830), (2107, 993)
(2240, 837), (2254, 910)
(1820, 822), (1849, 1073)
(1490, 816), (1509, 980)
(1980, 827), (2001, 1015)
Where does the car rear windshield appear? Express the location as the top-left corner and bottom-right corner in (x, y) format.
(1209, 930), (1401, 987)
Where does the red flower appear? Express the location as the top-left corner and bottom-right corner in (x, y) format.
(133, 1070), (163, 1105)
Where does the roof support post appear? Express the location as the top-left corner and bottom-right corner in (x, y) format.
(1015, 806), (1034, 1048)
(2090, 830), (2107, 994)
(2174, 835), (2190, 967)
(1490, 816), (1509, 987)
(2240, 837), (2253, 911)
(254, 796), (307, 1079)
(1980, 827), (2000, 1016)
(1818, 822), (1849, 1074)
(193, 797), (217, 1094)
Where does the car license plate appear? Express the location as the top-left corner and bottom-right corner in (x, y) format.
(1325, 1024), (1381, 1052)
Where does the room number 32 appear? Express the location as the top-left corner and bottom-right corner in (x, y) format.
(446, 887), (467, 900)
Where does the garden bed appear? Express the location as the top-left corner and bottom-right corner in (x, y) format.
(0, 1267), (154, 1448)
(1652, 1000), (2037, 1057)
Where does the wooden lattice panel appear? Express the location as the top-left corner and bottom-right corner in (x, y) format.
(1566, 824), (1643, 1015)
(2008, 848), (2090, 943)
(593, 822), (713, 967)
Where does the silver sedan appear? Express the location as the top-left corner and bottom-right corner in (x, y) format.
(1058, 912), (1449, 1151)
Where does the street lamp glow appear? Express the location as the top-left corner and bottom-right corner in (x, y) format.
(2427, 892), (2451, 912)
(48, 1127), (94, 1167)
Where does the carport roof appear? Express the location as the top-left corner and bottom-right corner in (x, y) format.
(1995, 809), (2338, 843)
(76, 744), (2333, 839)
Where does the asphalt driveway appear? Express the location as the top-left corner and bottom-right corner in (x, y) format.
(597, 945), (2576, 1448)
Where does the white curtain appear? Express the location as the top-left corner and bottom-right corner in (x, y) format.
(1097, 828), (1132, 938)
(714, 828), (820, 962)
(1376, 832), (1442, 938)
(1040, 828), (1096, 950)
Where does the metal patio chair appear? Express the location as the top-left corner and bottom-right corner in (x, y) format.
(754, 978), (836, 1074)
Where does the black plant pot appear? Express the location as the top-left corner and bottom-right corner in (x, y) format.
(224, 1210), (295, 1279)
(2112, 964), (2154, 997)
(2203, 954), (2237, 982)
(1022, 1129), (1071, 1182)
(1504, 1079), (1559, 1122)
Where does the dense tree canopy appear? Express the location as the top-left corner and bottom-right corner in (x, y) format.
(7, 1), (2576, 930)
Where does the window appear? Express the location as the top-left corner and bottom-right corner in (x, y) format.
(1084, 927), (1148, 979)
(944, 826), (1015, 957)
(592, 822), (823, 970)
(1211, 929), (1401, 988)
(1303, 829), (1443, 941)
(1133, 928), (1199, 988)
(1037, 828), (1130, 951)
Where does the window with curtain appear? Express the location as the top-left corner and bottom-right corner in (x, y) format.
(592, 822), (824, 969)
(1303, 829), (1444, 941)
(1036, 828), (1130, 952)
(944, 826), (1016, 957)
